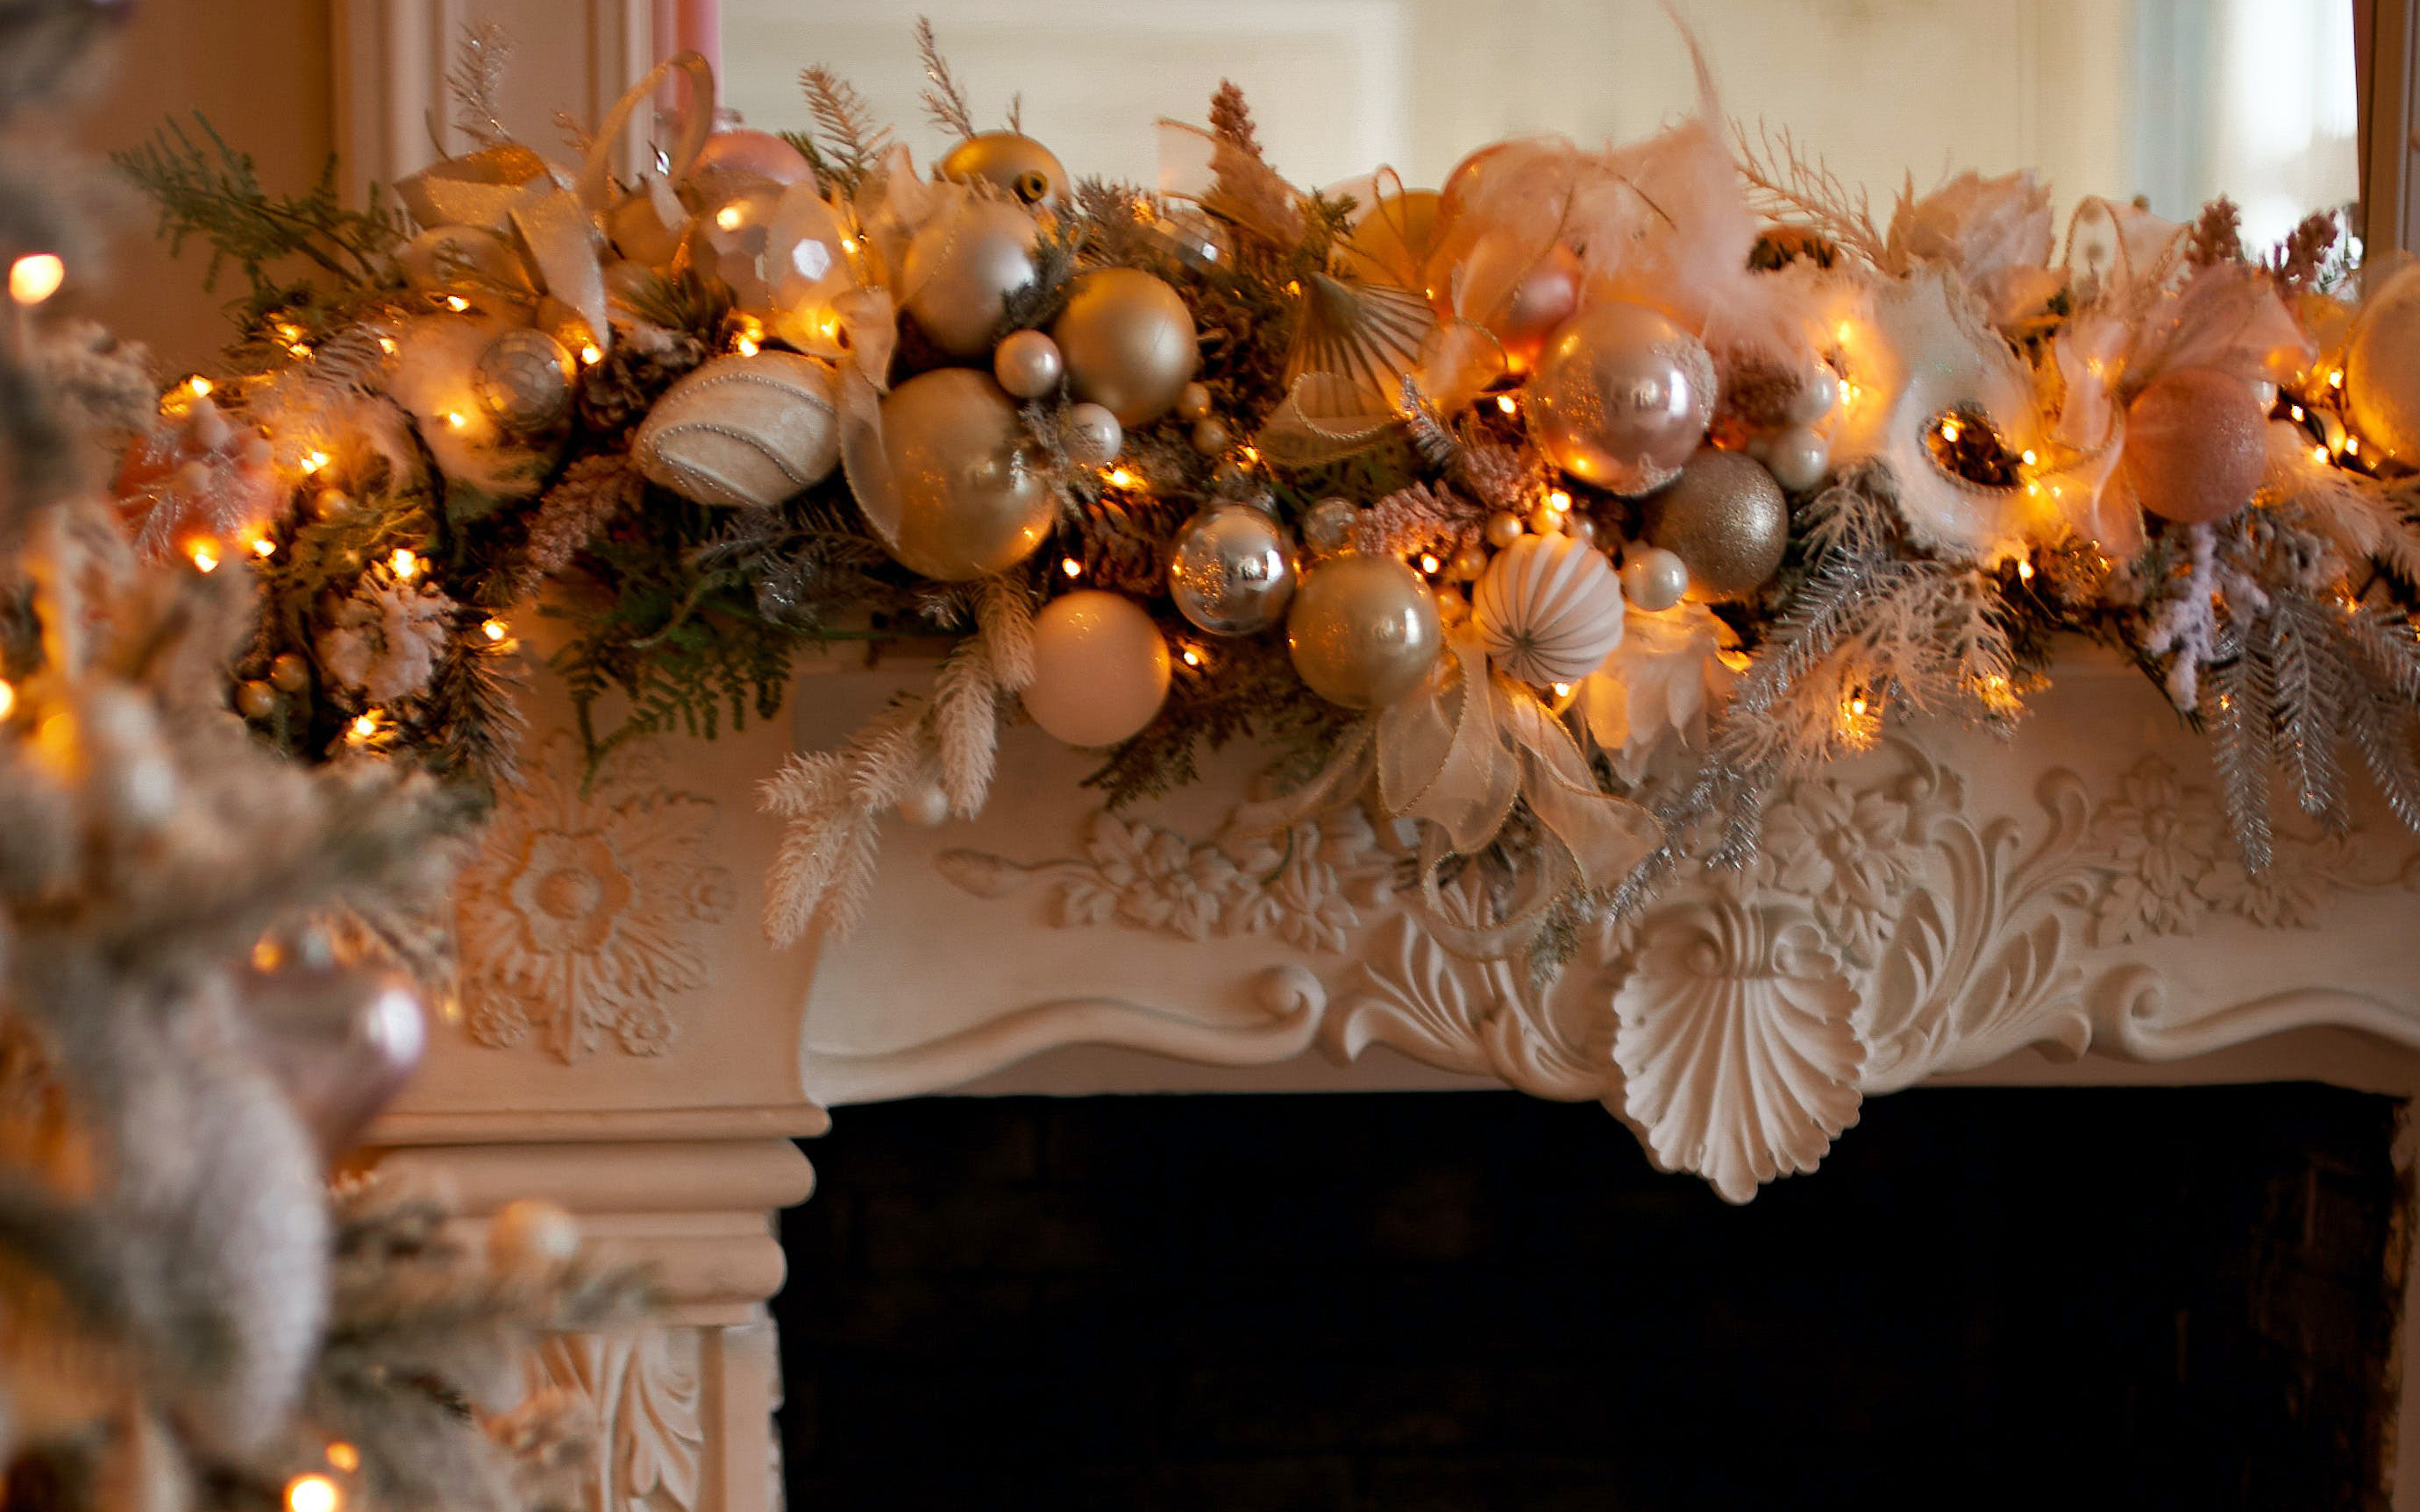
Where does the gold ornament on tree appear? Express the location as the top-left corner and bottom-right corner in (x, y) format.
(633, 350), (840, 508)
(1645, 448), (1790, 601)
(937, 131), (1071, 208)
(1527, 302), (1718, 493)
(2343, 262), (2420, 465)
(872, 367), (1054, 580)
(902, 197), (1042, 358)
(1051, 267), (1200, 426)
(1022, 590), (1172, 746)
(1471, 533), (1626, 686)
(1287, 554), (1444, 709)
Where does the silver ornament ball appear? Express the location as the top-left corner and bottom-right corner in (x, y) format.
(993, 328), (1064, 399)
(1303, 496), (1361, 552)
(1064, 401), (1124, 465)
(1620, 546), (1690, 613)
(473, 328), (576, 432)
(1170, 501), (1298, 636)
(1527, 302), (1716, 494)
(1646, 448), (1790, 602)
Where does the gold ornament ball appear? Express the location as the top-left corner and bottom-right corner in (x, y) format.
(1646, 447), (1790, 602)
(878, 368), (1055, 580)
(236, 680), (277, 720)
(473, 328), (576, 432)
(488, 1198), (581, 1273)
(902, 198), (1041, 358)
(1191, 416), (1232, 455)
(1287, 555), (1445, 710)
(1051, 267), (1199, 426)
(1528, 302), (1717, 494)
(993, 328), (1064, 399)
(1484, 245), (1584, 375)
(1449, 546), (1488, 581)
(1175, 381), (1214, 422)
(2344, 263), (2420, 465)
(1484, 510), (1526, 549)
(268, 653), (312, 693)
(937, 131), (1071, 209)
(1620, 546), (1690, 613)
(2122, 368), (2267, 524)
(1022, 590), (1172, 746)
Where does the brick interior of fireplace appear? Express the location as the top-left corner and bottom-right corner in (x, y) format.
(775, 1085), (2406, 1511)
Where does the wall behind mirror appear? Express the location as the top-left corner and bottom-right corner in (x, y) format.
(720, 0), (2360, 252)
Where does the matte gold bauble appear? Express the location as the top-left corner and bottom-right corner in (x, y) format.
(2121, 367), (2267, 524)
(1645, 448), (1789, 602)
(901, 198), (1041, 358)
(1287, 555), (1444, 709)
(1050, 267), (1199, 426)
(937, 131), (1071, 209)
(877, 368), (1054, 580)
(1022, 590), (1172, 746)
(1528, 302), (1717, 494)
(2345, 263), (2420, 465)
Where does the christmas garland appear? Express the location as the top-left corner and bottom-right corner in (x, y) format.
(106, 21), (2420, 966)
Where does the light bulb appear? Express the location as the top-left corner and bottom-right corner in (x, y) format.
(189, 544), (220, 573)
(252, 536), (277, 558)
(482, 618), (509, 642)
(389, 548), (417, 579)
(715, 205), (744, 231)
(444, 295), (472, 313)
(302, 451), (330, 474)
(8, 252), (64, 305)
(580, 343), (603, 366)
(287, 1475), (339, 1512)
(0, 679), (16, 720)
(1496, 394), (1518, 416)
(1060, 557), (1083, 579)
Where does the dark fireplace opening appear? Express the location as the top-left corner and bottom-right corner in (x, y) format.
(775, 1085), (2408, 1511)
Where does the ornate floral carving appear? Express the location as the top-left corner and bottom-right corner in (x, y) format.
(456, 734), (731, 1061)
(528, 1329), (704, 1512)
(922, 732), (2420, 1203)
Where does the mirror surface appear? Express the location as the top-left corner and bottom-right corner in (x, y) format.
(720, 0), (2360, 252)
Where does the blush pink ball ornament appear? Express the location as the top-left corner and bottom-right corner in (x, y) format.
(2121, 367), (2268, 525)
(1022, 590), (1173, 747)
(692, 129), (815, 187)
(1526, 302), (1718, 495)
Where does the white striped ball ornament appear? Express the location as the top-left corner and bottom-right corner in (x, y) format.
(633, 350), (840, 508)
(1472, 532), (1626, 686)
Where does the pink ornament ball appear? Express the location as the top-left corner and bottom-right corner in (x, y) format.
(692, 129), (815, 187)
(2122, 367), (2267, 525)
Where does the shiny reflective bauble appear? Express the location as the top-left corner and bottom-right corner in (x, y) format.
(489, 1198), (581, 1273)
(238, 963), (428, 1161)
(1764, 424), (1831, 493)
(1786, 366), (1841, 424)
(1563, 514), (1598, 545)
(1175, 381), (1214, 422)
(1484, 509), (1526, 549)
(1022, 590), (1172, 746)
(1063, 402), (1123, 465)
(1620, 546), (1690, 613)
(1484, 245), (1584, 375)
(472, 328), (576, 431)
(1287, 555), (1445, 709)
(236, 679), (277, 720)
(1645, 448), (1790, 602)
(901, 198), (1041, 358)
(1449, 547), (1488, 581)
(2122, 367), (2268, 525)
(937, 131), (1071, 208)
(2345, 262), (2420, 463)
(1051, 267), (1199, 426)
(1191, 416), (1232, 455)
(877, 368), (1055, 579)
(992, 328), (1064, 399)
(692, 129), (815, 187)
(269, 653), (311, 692)
(1302, 496), (1361, 552)
(1169, 501), (1298, 636)
(1527, 302), (1718, 494)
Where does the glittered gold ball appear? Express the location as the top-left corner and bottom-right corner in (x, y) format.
(1645, 447), (1789, 602)
(901, 198), (1040, 358)
(2345, 263), (2420, 465)
(936, 131), (1071, 209)
(877, 368), (1054, 580)
(1287, 555), (1444, 709)
(2122, 367), (2267, 524)
(1023, 590), (1171, 746)
(1528, 302), (1716, 494)
(1050, 268), (1199, 427)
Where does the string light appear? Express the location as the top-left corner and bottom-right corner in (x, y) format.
(580, 343), (603, 366)
(186, 375), (214, 399)
(325, 1445), (360, 1474)
(2019, 449), (2037, 467)
(252, 536), (277, 559)
(2288, 403), (2305, 422)
(8, 252), (63, 304)
(302, 451), (331, 474)
(1939, 417), (1961, 444)
(1496, 394), (1518, 416)
(2345, 437), (2361, 458)
(389, 548), (417, 579)
(1418, 553), (1441, 575)
(0, 679), (16, 720)
(1848, 692), (1868, 717)
(348, 712), (381, 743)
(2329, 369), (2345, 390)
(189, 543), (220, 573)
(715, 205), (745, 231)
(481, 618), (509, 642)
(444, 295), (472, 313)
(1180, 646), (1203, 668)
(1546, 489), (1571, 513)
(377, 335), (398, 355)
(733, 316), (765, 358)
(734, 333), (760, 356)
(445, 410), (468, 429)
(1551, 682), (1572, 699)
(2017, 559), (2035, 582)
(252, 936), (282, 971)
(839, 237), (859, 254)
(1239, 445), (1260, 465)
(1060, 557), (1083, 579)
(1105, 467), (1138, 490)
(286, 1474), (340, 1512)
(2310, 444), (2330, 465)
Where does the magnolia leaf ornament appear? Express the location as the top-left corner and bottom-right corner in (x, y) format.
(1471, 533), (1626, 686)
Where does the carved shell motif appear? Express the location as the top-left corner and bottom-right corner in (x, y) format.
(633, 350), (840, 508)
(1471, 532), (1626, 685)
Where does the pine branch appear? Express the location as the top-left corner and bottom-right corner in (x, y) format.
(797, 66), (892, 183)
(2204, 641), (2275, 870)
(913, 18), (978, 140)
(114, 115), (405, 296)
(1731, 119), (1885, 265)
(446, 21), (513, 147)
(2267, 594), (2346, 825)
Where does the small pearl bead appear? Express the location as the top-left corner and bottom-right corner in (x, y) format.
(1484, 510), (1526, 549)
(1621, 547), (1690, 612)
(1175, 381), (1213, 422)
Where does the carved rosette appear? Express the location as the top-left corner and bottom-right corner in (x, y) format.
(926, 738), (2420, 1202)
(456, 734), (733, 1062)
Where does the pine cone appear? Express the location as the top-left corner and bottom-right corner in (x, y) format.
(515, 454), (643, 594)
(576, 326), (708, 434)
